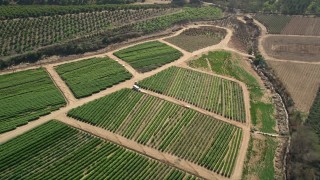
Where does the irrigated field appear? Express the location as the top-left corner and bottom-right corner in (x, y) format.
(267, 61), (320, 112)
(55, 57), (132, 98)
(164, 26), (226, 52)
(138, 66), (246, 122)
(281, 16), (320, 36)
(262, 35), (320, 62)
(254, 14), (291, 34)
(113, 41), (183, 73)
(0, 120), (198, 179)
(68, 89), (243, 177)
(0, 69), (66, 134)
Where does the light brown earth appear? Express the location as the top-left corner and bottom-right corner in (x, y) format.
(0, 24), (253, 180)
(281, 16), (320, 36)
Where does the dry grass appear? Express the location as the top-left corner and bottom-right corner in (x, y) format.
(267, 61), (320, 112)
(262, 35), (320, 62)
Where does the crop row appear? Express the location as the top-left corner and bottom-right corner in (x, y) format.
(55, 57), (132, 98)
(0, 8), (176, 57)
(254, 14), (292, 34)
(113, 41), (183, 73)
(68, 89), (243, 177)
(0, 120), (198, 179)
(138, 67), (246, 122)
(0, 68), (66, 134)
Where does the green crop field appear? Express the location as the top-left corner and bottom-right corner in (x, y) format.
(113, 41), (183, 73)
(0, 120), (198, 179)
(254, 14), (292, 34)
(68, 89), (242, 177)
(138, 67), (246, 122)
(55, 57), (132, 98)
(0, 69), (66, 134)
(165, 26), (226, 52)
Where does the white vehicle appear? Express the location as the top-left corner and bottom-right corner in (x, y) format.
(133, 85), (141, 92)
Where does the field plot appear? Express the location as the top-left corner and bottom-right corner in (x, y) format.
(267, 61), (320, 112)
(113, 41), (183, 73)
(0, 69), (65, 134)
(164, 26), (226, 52)
(55, 57), (131, 98)
(0, 120), (197, 179)
(262, 35), (320, 62)
(68, 89), (243, 177)
(138, 66), (246, 122)
(281, 16), (320, 36)
(254, 14), (291, 34)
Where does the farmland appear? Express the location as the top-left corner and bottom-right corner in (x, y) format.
(0, 7), (176, 57)
(281, 16), (320, 36)
(138, 66), (246, 122)
(113, 41), (183, 72)
(164, 26), (226, 52)
(262, 35), (320, 62)
(0, 120), (198, 179)
(55, 57), (131, 98)
(254, 14), (292, 34)
(188, 51), (276, 133)
(267, 61), (320, 112)
(0, 68), (66, 134)
(68, 89), (243, 177)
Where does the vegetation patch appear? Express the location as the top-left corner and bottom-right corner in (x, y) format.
(188, 50), (276, 133)
(138, 66), (246, 122)
(55, 57), (132, 99)
(0, 120), (198, 179)
(113, 41), (183, 73)
(254, 14), (292, 34)
(68, 89), (243, 177)
(0, 68), (66, 134)
(165, 26), (226, 52)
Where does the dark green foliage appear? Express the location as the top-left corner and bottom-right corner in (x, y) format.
(0, 68), (66, 133)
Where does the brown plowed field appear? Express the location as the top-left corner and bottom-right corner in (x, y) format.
(262, 35), (320, 62)
(267, 61), (320, 112)
(281, 16), (320, 36)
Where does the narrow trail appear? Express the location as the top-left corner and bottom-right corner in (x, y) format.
(0, 23), (253, 180)
(253, 19), (320, 65)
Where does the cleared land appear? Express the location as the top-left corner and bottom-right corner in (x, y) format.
(68, 89), (243, 177)
(188, 51), (276, 133)
(138, 66), (246, 122)
(254, 14), (291, 34)
(267, 61), (320, 112)
(0, 68), (66, 134)
(55, 57), (132, 98)
(113, 41), (183, 73)
(164, 26), (226, 52)
(262, 35), (320, 62)
(281, 16), (320, 36)
(0, 120), (198, 179)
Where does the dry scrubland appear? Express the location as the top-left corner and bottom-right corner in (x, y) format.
(164, 26), (226, 52)
(262, 35), (320, 62)
(267, 61), (320, 112)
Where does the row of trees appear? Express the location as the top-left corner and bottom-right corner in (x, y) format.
(0, 0), (138, 5)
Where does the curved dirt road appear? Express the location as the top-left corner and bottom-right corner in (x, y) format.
(0, 24), (252, 180)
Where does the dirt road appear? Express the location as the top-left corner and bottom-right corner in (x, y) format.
(0, 24), (252, 180)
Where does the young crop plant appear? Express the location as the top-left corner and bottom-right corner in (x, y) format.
(0, 120), (198, 179)
(0, 68), (66, 134)
(55, 57), (132, 98)
(138, 66), (246, 122)
(68, 89), (243, 177)
(254, 14), (292, 34)
(113, 41), (183, 73)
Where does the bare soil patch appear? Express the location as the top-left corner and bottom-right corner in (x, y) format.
(267, 61), (320, 112)
(262, 35), (320, 62)
(281, 16), (320, 36)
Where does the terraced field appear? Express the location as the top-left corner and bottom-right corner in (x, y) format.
(138, 67), (246, 122)
(55, 57), (132, 98)
(0, 69), (66, 134)
(0, 120), (198, 179)
(68, 89), (242, 177)
(113, 41), (183, 73)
